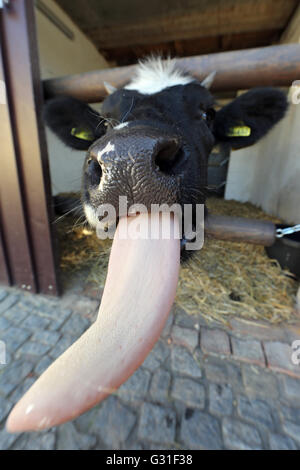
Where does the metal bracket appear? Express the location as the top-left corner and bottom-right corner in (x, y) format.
(276, 224), (300, 238)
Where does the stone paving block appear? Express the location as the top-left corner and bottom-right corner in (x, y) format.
(0, 359), (33, 387)
(161, 312), (174, 339)
(34, 356), (53, 376)
(32, 330), (60, 347)
(0, 396), (12, 423)
(0, 382), (16, 398)
(242, 365), (279, 399)
(2, 327), (31, 353)
(118, 368), (151, 403)
(15, 341), (51, 359)
(201, 328), (231, 356)
(204, 361), (228, 384)
(147, 443), (178, 450)
(21, 314), (50, 331)
(60, 314), (90, 338)
(90, 397), (136, 448)
(171, 325), (198, 351)
(231, 337), (265, 366)
(0, 428), (19, 450)
(47, 310), (73, 331)
(57, 422), (96, 450)
(281, 375), (300, 405)
(173, 306), (200, 330)
(0, 290), (8, 303)
(222, 417), (262, 450)
(15, 298), (36, 313)
(4, 307), (29, 324)
(225, 363), (244, 391)
(124, 443), (143, 450)
(171, 377), (205, 409)
(209, 384), (233, 417)
(269, 433), (298, 450)
(12, 432), (56, 450)
(180, 409), (222, 450)
(279, 405), (300, 424)
(171, 346), (202, 378)
(142, 340), (170, 372)
(150, 369), (171, 403)
(237, 396), (273, 428)
(282, 420), (300, 444)
(0, 316), (12, 332)
(74, 407), (100, 434)
(264, 341), (300, 377)
(229, 318), (287, 342)
(49, 335), (74, 360)
(10, 377), (35, 403)
(42, 307), (72, 321)
(138, 403), (176, 445)
(0, 295), (19, 315)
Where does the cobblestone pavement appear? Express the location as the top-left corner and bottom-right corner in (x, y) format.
(0, 284), (300, 450)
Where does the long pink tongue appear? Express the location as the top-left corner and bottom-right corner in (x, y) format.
(6, 213), (180, 432)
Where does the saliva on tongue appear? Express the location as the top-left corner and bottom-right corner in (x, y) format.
(6, 213), (181, 432)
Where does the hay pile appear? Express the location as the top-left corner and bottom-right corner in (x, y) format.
(56, 196), (298, 325)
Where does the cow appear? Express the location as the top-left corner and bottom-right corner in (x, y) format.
(6, 57), (290, 433)
(44, 56), (288, 253)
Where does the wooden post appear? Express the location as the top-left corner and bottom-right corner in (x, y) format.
(0, 0), (60, 295)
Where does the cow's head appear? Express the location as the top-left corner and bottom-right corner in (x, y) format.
(6, 58), (290, 432)
(44, 57), (288, 250)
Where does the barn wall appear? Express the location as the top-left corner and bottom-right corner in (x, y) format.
(35, 0), (108, 196)
(225, 9), (300, 224)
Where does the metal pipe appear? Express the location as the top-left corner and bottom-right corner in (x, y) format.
(43, 44), (300, 103)
(205, 214), (276, 246)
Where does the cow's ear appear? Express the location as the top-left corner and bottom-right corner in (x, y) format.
(43, 96), (106, 150)
(213, 88), (288, 150)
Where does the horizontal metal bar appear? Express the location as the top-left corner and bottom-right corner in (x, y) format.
(44, 43), (300, 103)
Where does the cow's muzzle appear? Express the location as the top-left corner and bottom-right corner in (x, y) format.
(84, 126), (183, 213)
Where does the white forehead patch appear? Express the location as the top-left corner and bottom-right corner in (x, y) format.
(125, 57), (194, 95)
(97, 141), (115, 162)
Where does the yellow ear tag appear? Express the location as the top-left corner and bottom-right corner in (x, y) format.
(227, 126), (251, 137)
(71, 127), (94, 141)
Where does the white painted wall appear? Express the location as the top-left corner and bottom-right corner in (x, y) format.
(225, 7), (300, 224)
(35, 0), (108, 195)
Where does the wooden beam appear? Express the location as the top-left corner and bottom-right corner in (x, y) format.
(57, 0), (297, 50)
(0, 35), (37, 291)
(44, 43), (300, 103)
(281, 3), (300, 43)
(1, 0), (60, 295)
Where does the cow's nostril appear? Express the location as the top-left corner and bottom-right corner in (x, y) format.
(154, 140), (183, 174)
(87, 159), (102, 186)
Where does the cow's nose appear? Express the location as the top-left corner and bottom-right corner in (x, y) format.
(89, 133), (181, 176)
(86, 129), (182, 208)
(86, 154), (102, 187)
(153, 137), (181, 173)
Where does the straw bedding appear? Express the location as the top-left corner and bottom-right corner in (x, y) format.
(56, 195), (298, 325)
